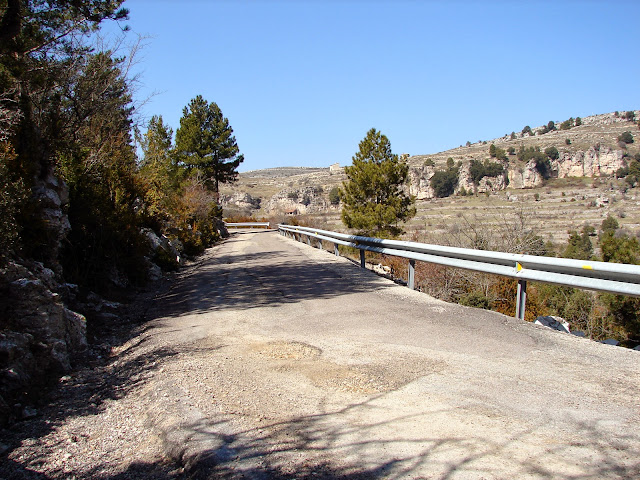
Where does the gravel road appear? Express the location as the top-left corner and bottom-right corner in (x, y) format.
(2, 230), (639, 479)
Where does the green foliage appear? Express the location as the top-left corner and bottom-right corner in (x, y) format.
(0, 144), (28, 260)
(423, 158), (435, 167)
(560, 118), (574, 130)
(287, 192), (298, 199)
(545, 146), (559, 160)
(340, 128), (416, 237)
(565, 138), (571, 145)
(601, 215), (619, 234)
(488, 144), (507, 161)
(575, 117), (582, 126)
(174, 95), (244, 194)
(507, 146), (516, 155)
(624, 111), (636, 122)
(469, 159), (504, 185)
(446, 157), (455, 169)
(563, 227), (593, 260)
(518, 146), (552, 179)
(521, 125), (532, 136)
(598, 227), (640, 339)
(618, 131), (634, 144)
(510, 132), (516, 140)
(431, 166), (459, 198)
(459, 291), (491, 310)
(329, 186), (340, 205)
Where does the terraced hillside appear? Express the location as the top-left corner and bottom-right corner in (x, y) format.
(221, 111), (640, 248)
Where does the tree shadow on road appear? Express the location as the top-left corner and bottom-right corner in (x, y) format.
(145, 235), (394, 320)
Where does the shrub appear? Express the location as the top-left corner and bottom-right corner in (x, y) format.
(459, 291), (492, 310)
(431, 169), (458, 198)
(565, 138), (571, 145)
(618, 131), (634, 144)
(329, 186), (340, 205)
(287, 191), (298, 199)
(507, 146), (516, 155)
(575, 117), (582, 126)
(423, 158), (435, 167)
(560, 118), (574, 130)
(625, 111), (636, 122)
(545, 146), (560, 160)
(522, 125), (532, 136)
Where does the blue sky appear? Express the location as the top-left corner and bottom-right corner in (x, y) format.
(105, 0), (640, 172)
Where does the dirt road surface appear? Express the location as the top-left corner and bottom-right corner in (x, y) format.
(3, 231), (639, 479)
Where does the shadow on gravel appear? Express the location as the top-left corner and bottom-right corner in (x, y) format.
(75, 399), (640, 480)
(146, 235), (392, 320)
(0, 343), (179, 479)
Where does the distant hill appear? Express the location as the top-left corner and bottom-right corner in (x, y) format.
(222, 110), (639, 220)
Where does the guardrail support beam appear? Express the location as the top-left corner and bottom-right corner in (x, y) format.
(334, 243), (339, 257)
(408, 259), (416, 290)
(360, 249), (366, 268)
(516, 279), (527, 321)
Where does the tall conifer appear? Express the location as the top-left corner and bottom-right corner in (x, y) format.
(340, 128), (415, 238)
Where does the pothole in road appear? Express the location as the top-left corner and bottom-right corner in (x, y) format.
(253, 341), (323, 360)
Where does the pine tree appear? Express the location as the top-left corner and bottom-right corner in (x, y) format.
(174, 95), (243, 197)
(340, 128), (416, 237)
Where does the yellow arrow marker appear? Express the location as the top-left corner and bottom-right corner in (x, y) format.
(516, 262), (522, 272)
(582, 265), (593, 270)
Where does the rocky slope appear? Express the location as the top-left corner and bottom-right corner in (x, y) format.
(221, 111), (639, 215)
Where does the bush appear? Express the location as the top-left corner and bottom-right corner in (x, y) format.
(431, 168), (459, 198)
(423, 158), (435, 167)
(329, 186), (340, 205)
(459, 291), (492, 310)
(618, 131), (634, 144)
(545, 146), (559, 160)
(565, 138), (571, 145)
(522, 125), (532, 136)
(575, 117), (582, 126)
(560, 118), (574, 130)
(287, 191), (298, 199)
(625, 111), (636, 122)
(507, 146), (516, 155)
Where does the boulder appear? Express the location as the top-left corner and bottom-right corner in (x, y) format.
(534, 315), (570, 333)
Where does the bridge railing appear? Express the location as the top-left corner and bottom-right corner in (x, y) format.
(277, 224), (640, 320)
(225, 222), (271, 229)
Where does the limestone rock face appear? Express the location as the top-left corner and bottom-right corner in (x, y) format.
(508, 160), (545, 189)
(554, 145), (624, 178)
(221, 192), (261, 210)
(31, 171), (70, 273)
(0, 260), (87, 425)
(266, 186), (328, 214)
(408, 165), (435, 199)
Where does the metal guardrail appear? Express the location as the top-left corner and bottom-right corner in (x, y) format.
(278, 224), (640, 320)
(225, 222), (271, 228)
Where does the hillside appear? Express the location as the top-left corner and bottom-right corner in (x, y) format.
(220, 111), (640, 245)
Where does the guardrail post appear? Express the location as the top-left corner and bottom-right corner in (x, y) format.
(307, 235), (312, 246)
(334, 243), (339, 256)
(516, 279), (527, 321)
(317, 238), (322, 250)
(360, 249), (366, 268)
(408, 259), (416, 290)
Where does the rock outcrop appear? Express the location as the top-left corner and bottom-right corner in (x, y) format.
(553, 144), (624, 178)
(266, 186), (328, 214)
(0, 260), (87, 425)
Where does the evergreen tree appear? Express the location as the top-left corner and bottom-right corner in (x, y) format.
(175, 95), (244, 197)
(138, 115), (177, 223)
(340, 128), (415, 237)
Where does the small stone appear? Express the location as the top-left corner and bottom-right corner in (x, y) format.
(602, 339), (620, 346)
(22, 406), (37, 418)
